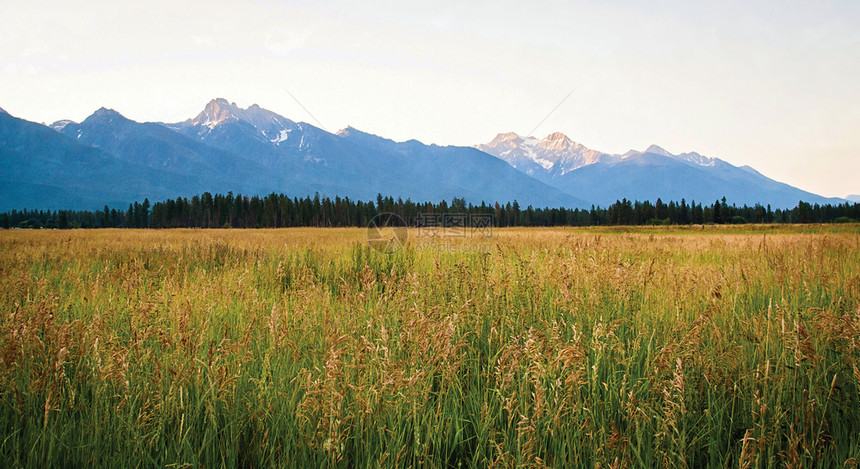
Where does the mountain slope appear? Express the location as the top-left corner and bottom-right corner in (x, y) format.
(170, 99), (588, 208)
(478, 133), (844, 208)
(52, 108), (282, 197)
(167, 99), (381, 198)
(333, 127), (589, 207)
(0, 111), (198, 211)
(4, 98), (842, 212)
(475, 132), (603, 184)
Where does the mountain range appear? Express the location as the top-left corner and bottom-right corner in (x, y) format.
(0, 99), (848, 212)
(477, 132), (846, 208)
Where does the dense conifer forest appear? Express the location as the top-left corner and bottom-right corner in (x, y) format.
(2, 193), (858, 229)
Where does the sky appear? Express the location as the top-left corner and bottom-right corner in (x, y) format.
(1, 0), (858, 198)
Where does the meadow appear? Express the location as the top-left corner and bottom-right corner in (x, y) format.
(0, 225), (858, 467)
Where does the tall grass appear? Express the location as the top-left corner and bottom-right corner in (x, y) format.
(0, 226), (858, 467)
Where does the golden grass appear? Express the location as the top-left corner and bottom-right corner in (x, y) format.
(0, 226), (858, 467)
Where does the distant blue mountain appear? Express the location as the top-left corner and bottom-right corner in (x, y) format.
(0, 110), (202, 211)
(0, 99), (845, 212)
(478, 133), (845, 209)
(1, 100), (584, 211)
(53, 107), (284, 194)
(166, 99), (585, 208)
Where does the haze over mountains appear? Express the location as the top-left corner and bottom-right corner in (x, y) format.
(0, 99), (848, 212)
(2, 99), (582, 211)
(477, 132), (846, 209)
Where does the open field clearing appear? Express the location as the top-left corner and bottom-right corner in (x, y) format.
(1, 226), (859, 467)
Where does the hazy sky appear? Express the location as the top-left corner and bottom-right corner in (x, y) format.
(2, 0), (858, 198)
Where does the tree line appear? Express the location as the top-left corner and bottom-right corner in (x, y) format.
(2, 192), (858, 229)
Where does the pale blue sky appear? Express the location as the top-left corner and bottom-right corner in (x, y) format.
(1, 0), (858, 197)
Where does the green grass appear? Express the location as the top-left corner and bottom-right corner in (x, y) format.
(0, 227), (859, 467)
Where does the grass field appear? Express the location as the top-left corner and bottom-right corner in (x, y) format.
(1, 225), (859, 467)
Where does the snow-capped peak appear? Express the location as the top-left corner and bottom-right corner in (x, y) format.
(192, 98), (240, 129)
(539, 132), (578, 153)
(488, 132), (527, 146)
(483, 132), (537, 155)
(477, 131), (604, 177)
(185, 98), (300, 145)
(621, 145), (718, 167)
(50, 119), (77, 132)
(644, 144), (673, 157)
(674, 151), (717, 167)
(541, 131), (570, 145)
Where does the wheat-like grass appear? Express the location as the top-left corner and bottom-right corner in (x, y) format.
(0, 226), (858, 467)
